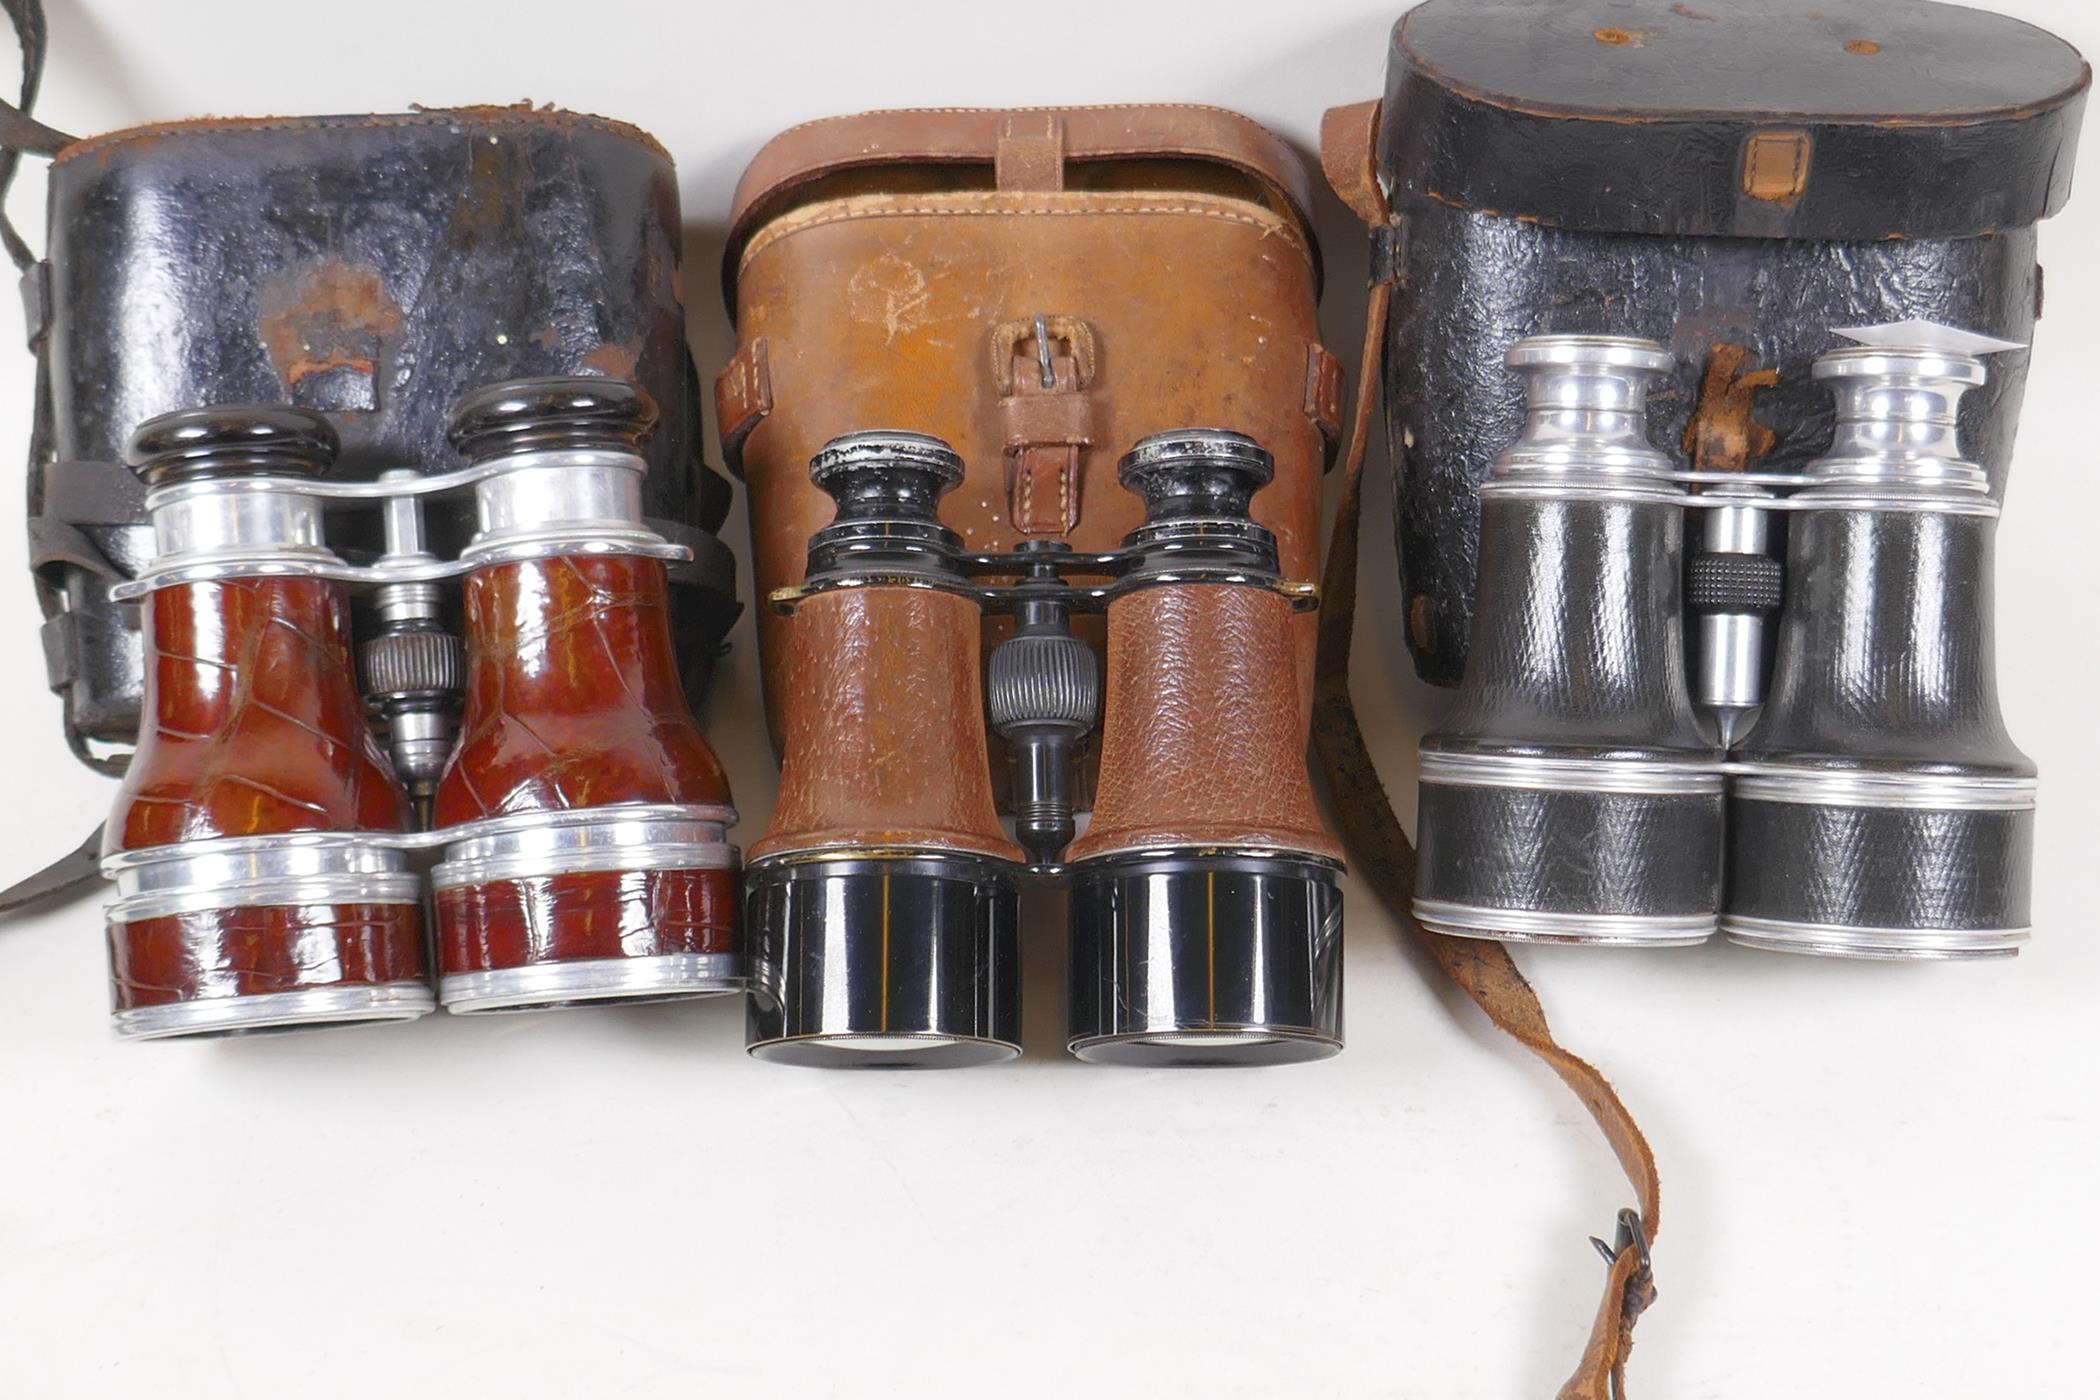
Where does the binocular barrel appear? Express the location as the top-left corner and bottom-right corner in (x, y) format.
(745, 432), (1025, 1067)
(1063, 432), (1344, 1065)
(98, 376), (745, 1036)
(429, 379), (742, 1012)
(1417, 326), (2037, 959)
(1415, 336), (1725, 945)
(1723, 346), (2035, 958)
(745, 427), (1345, 1068)
(103, 409), (432, 1039)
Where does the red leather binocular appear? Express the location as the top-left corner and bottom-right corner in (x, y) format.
(99, 379), (741, 1038)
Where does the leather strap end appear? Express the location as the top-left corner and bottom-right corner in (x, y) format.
(995, 112), (1066, 192)
(714, 335), (772, 478)
(1303, 342), (1344, 468)
(1319, 100), (1389, 229)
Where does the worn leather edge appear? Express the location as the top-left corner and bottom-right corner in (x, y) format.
(1314, 100), (1662, 1400)
(723, 103), (1321, 311)
(733, 189), (1314, 278)
(53, 105), (675, 167)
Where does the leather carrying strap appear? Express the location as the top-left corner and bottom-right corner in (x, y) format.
(0, 0), (73, 267)
(0, 822), (100, 914)
(1313, 98), (1661, 1400)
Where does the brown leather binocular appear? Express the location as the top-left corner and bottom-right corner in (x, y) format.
(99, 379), (740, 1039)
(745, 429), (1344, 1068)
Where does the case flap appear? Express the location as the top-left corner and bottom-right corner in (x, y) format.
(724, 103), (1320, 304)
(1382, 0), (2089, 240)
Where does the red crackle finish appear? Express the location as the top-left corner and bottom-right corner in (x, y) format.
(107, 577), (424, 1013)
(432, 554), (739, 976)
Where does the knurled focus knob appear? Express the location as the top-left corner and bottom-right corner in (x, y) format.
(360, 628), (468, 703)
(988, 630), (1099, 739)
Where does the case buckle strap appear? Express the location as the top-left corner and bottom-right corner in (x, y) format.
(993, 314), (1096, 536)
(715, 335), (773, 479)
(1304, 342), (1344, 468)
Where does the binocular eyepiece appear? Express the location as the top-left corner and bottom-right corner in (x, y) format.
(1415, 327), (2035, 959)
(100, 375), (743, 1038)
(745, 427), (1345, 1067)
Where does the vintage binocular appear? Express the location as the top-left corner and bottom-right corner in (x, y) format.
(744, 428), (1346, 1067)
(1415, 330), (2035, 959)
(99, 377), (741, 1038)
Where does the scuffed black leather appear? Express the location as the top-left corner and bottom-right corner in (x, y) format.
(1381, 0), (2088, 242)
(29, 108), (740, 758)
(1385, 208), (2040, 684)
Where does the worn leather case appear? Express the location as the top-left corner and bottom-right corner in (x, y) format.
(1330, 0), (2089, 686)
(25, 106), (741, 769)
(719, 105), (1339, 793)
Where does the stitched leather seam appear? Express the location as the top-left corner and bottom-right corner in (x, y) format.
(741, 200), (1310, 271)
(763, 102), (1273, 145)
(56, 108), (670, 166)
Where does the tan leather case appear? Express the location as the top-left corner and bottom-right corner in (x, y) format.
(719, 105), (1336, 791)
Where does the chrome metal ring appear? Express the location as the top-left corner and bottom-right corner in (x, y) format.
(1727, 765), (2036, 811)
(440, 954), (745, 1013)
(432, 803), (739, 890)
(1479, 478), (1688, 507)
(1722, 914), (2028, 961)
(1414, 898), (1716, 947)
(102, 832), (423, 924)
(1419, 749), (1725, 797)
(112, 982), (435, 1040)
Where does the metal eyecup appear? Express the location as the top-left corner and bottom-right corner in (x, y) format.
(744, 850), (1021, 1068)
(1066, 849), (1343, 1067)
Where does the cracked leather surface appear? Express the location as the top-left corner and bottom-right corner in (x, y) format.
(753, 587), (1020, 863)
(111, 905), (424, 1011)
(107, 575), (422, 1010)
(433, 555), (731, 825)
(1067, 585), (1341, 864)
(111, 578), (410, 852)
(437, 868), (737, 972)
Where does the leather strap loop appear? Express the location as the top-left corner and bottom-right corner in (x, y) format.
(715, 335), (773, 479)
(1313, 98), (1662, 1400)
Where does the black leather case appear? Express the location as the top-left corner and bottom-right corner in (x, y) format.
(1361, 0), (2089, 685)
(24, 106), (740, 768)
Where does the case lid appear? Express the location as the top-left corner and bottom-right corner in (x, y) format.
(723, 104), (1320, 307)
(1380, 0), (2090, 239)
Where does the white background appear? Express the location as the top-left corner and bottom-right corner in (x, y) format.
(0, 1), (2093, 1395)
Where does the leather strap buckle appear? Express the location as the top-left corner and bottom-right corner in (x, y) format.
(993, 314), (1097, 536)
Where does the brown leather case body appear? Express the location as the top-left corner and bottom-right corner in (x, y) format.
(719, 106), (1337, 791)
